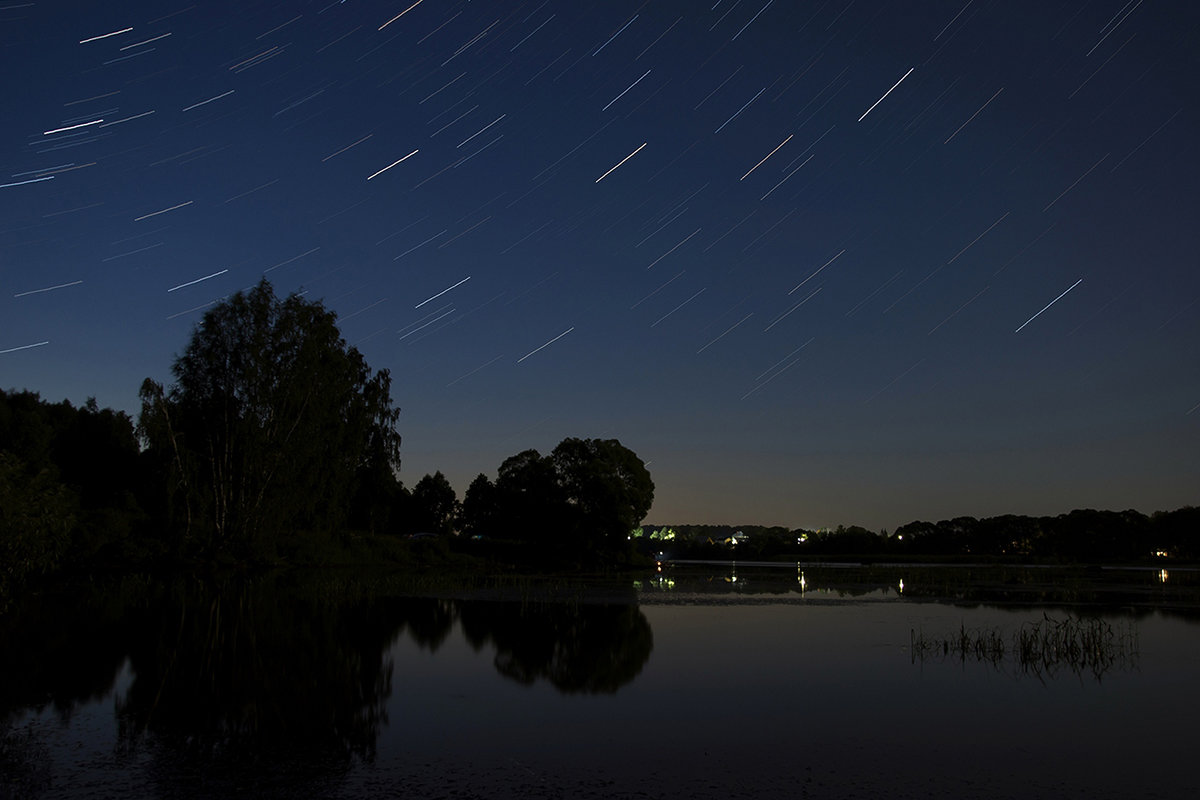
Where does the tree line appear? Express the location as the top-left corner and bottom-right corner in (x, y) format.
(1, 280), (653, 602)
(636, 507), (1199, 562)
(3, 279), (1195, 603)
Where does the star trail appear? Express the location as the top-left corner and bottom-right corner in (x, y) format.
(2, 1), (1197, 529)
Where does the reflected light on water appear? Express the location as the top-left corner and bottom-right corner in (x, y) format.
(898, 578), (905, 594)
(1159, 569), (1169, 584)
(798, 568), (806, 593)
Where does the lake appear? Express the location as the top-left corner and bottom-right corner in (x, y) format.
(2, 563), (1198, 799)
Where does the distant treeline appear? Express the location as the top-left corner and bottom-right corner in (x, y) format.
(637, 508), (1200, 562)
(3, 381), (1196, 602)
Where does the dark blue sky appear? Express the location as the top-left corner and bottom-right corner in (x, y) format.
(3, 1), (1197, 530)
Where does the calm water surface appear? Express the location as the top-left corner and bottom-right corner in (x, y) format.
(2, 564), (1198, 798)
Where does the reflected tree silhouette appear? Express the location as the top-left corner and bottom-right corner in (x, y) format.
(0, 579), (138, 725)
(116, 575), (396, 755)
(390, 595), (458, 651)
(108, 575), (402, 797)
(0, 576), (655, 797)
(459, 599), (653, 694)
(1, 582), (136, 800)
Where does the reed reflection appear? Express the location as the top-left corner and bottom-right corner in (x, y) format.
(909, 614), (1140, 682)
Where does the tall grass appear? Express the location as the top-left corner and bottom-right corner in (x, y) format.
(910, 613), (1138, 681)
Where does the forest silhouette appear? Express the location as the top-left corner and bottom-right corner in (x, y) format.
(1, 279), (1195, 605)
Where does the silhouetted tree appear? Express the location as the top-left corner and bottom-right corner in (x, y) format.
(388, 482), (413, 535)
(348, 440), (404, 536)
(485, 438), (653, 563)
(492, 448), (564, 544)
(460, 473), (498, 537)
(550, 437), (654, 561)
(409, 471), (459, 535)
(137, 279), (401, 560)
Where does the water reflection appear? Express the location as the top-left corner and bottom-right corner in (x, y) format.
(114, 576), (397, 797)
(640, 563), (907, 600)
(642, 561), (1200, 613)
(459, 599), (652, 693)
(0, 575), (653, 796)
(3, 569), (1199, 799)
(116, 577), (395, 757)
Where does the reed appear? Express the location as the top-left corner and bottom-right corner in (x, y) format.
(910, 613), (1138, 681)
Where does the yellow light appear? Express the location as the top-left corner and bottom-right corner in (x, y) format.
(1159, 569), (1169, 583)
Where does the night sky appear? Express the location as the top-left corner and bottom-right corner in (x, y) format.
(3, 1), (1198, 530)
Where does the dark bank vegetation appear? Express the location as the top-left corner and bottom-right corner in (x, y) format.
(136, 279), (404, 562)
(2, 278), (1196, 609)
(1, 280), (653, 609)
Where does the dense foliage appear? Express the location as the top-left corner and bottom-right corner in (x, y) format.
(0, 390), (145, 603)
(1, 277), (1195, 600)
(138, 279), (402, 560)
(1, 282), (655, 587)
(409, 471), (460, 536)
(461, 437), (655, 565)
